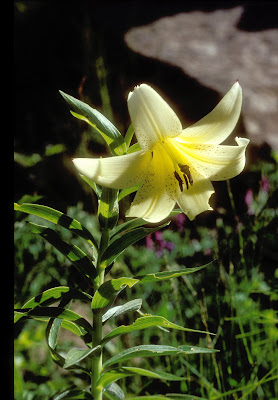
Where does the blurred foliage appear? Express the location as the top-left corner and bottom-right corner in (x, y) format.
(14, 150), (278, 399)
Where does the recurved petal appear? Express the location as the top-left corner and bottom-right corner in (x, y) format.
(126, 144), (178, 222)
(127, 84), (182, 151)
(180, 81), (242, 145)
(172, 137), (250, 181)
(177, 171), (214, 221)
(72, 150), (152, 189)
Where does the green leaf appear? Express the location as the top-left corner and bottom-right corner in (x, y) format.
(131, 395), (207, 400)
(91, 277), (138, 311)
(15, 307), (93, 334)
(178, 345), (218, 354)
(59, 91), (126, 156)
(45, 143), (66, 156)
(80, 174), (102, 198)
(101, 315), (210, 345)
(165, 395), (208, 400)
(102, 345), (186, 369)
(118, 184), (141, 202)
(126, 142), (141, 154)
(14, 286), (92, 323)
(103, 345), (218, 369)
(103, 383), (125, 400)
(124, 123), (135, 147)
(102, 299), (142, 323)
(98, 366), (186, 388)
(14, 202), (98, 252)
(127, 397), (167, 400)
(129, 397), (166, 400)
(46, 318), (92, 370)
(91, 262), (213, 312)
(134, 261), (216, 284)
(53, 389), (94, 400)
(60, 320), (91, 344)
(110, 209), (182, 239)
(46, 317), (66, 367)
(64, 346), (101, 369)
(27, 222), (97, 280)
(100, 223), (170, 268)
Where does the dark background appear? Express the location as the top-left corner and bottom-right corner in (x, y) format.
(14, 0), (278, 210)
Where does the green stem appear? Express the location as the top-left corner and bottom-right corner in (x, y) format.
(91, 310), (103, 400)
(91, 228), (109, 399)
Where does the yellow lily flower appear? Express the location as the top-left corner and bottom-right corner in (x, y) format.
(73, 82), (249, 223)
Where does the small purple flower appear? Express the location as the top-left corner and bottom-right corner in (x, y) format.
(174, 213), (186, 232)
(146, 234), (154, 250)
(245, 188), (255, 215)
(145, 231), (174, 257)
(261, 175), (270, 193)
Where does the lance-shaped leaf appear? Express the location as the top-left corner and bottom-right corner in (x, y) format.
(98, 366), (186, 388)
(60, 320), (91, 344)
(131, 395), (208, 400)
(14, 286), (92, 323)
(101, 315), (210, 345)
(80, 174), (102, 198)
(103, 383), (125, 400)
(103, 344), (218, 369)
(118, 183), (141, 202)
(59, 91), (126, 156)
(91, 277), (138, 311)
(28, 222), (97, 280)
(46, 318), (91, 370)
(46, 317), (65, 367)
(110, 209), (182, 238)
(14, 307), (93, 334)
(134, 260), (216, 283)
(53, 389), (94, 400)
(14, 203), (98, 252)
(100, 223), (169, 269)
(102, 299), (142, 323)
(124, 123), (135, 148)
(63, 345), (101, 369)
(91, 262), (213, 312)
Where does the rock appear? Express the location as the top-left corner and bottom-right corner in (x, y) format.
(125, 7), (278, 149)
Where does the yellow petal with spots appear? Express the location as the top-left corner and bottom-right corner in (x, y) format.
(126, 144), (178, 223)
(172, 136), (250, 181)
(177, 170), (214, 221)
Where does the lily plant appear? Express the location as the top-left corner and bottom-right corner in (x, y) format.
(73, 82), (249, 222)
(14, 81), (249, 400)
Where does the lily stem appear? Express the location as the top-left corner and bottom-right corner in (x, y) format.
(91, 228), (109, 399)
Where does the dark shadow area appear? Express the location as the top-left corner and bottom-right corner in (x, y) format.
(14, 1), (277, 207)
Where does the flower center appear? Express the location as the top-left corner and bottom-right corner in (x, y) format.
(160, 139), (194, 192)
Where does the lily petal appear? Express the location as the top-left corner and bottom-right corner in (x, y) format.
(126, 144), (178, 222)
(177, 171), (214, 221)
(180, 81), (242, 145)
(73, 150), (152, 189)
(128, 84), (182, 151)
(172, 137), (250, 181)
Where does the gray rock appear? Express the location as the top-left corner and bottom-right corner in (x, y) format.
(125, 7), (278, 149)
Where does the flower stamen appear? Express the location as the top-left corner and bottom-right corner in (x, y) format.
(174, 164), (193, 192)
(179, 164), (193, 187)
(174, 171), (184, 192)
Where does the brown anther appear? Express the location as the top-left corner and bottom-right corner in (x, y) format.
(174, 171), (184, 192)
(178, 164), (193, 186)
